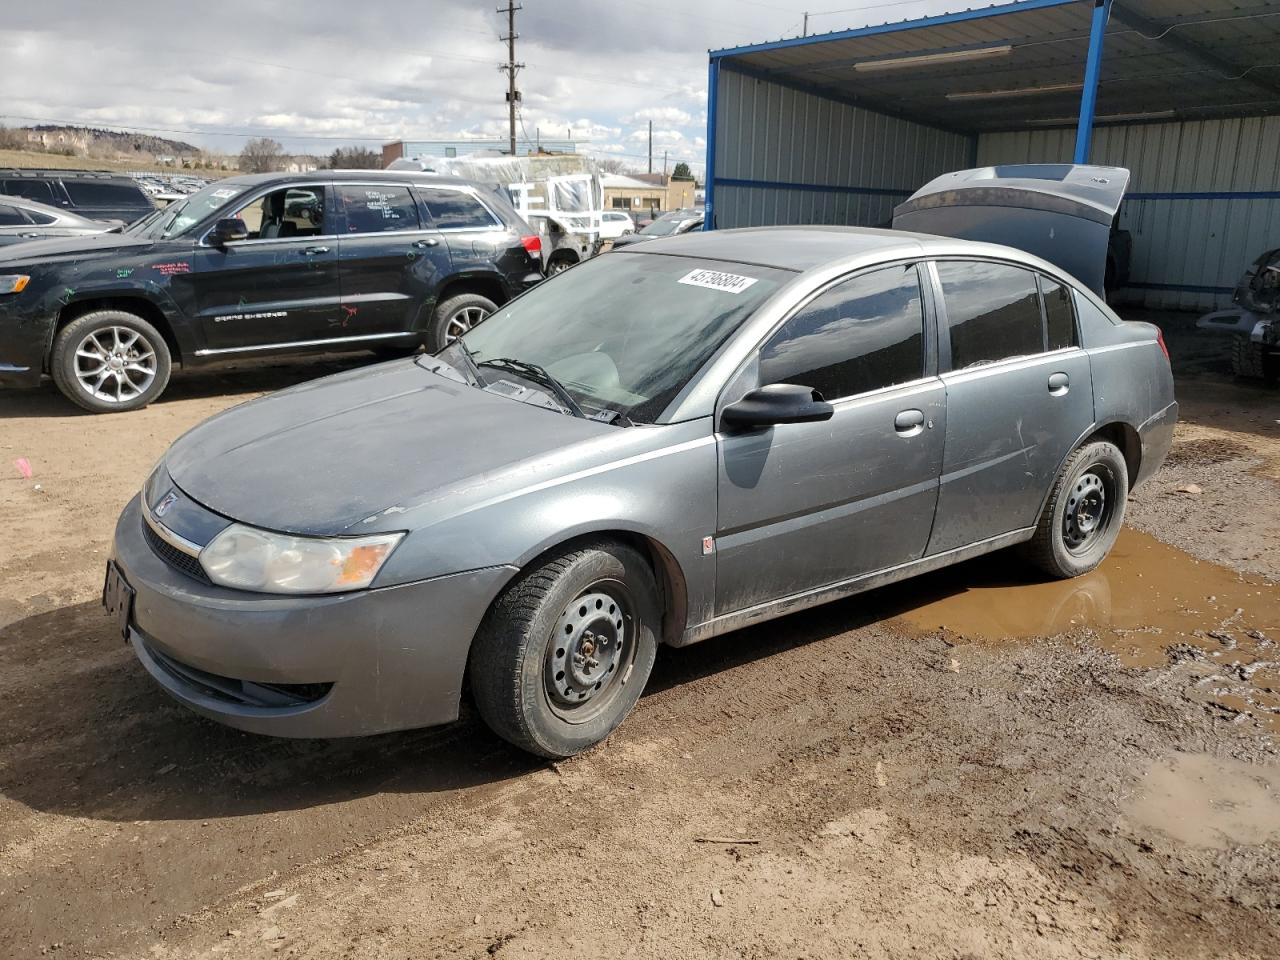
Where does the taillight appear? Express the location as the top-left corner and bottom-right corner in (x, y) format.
(1156, 328), (1170, 361)
(520, 235), (541, 255)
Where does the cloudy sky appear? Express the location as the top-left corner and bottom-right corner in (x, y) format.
(5, 0), (961, 174)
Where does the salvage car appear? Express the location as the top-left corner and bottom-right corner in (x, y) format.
(108, 224), (1177, 758)
(610, 208), (704, 248)
(0, 170), (543, 412)
(0, 195), (120, 247)
(1196, 247), (1279, 381)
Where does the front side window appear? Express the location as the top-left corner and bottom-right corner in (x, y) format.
(338, 184), (419, 233)
(419, 189), (498, 230)
(937, 260), (1043, 369)
(455, 255), (791, 423)
(229, 186), (327, 240)
(1040, 275), (1078, 350)
(760, 263), (925, 401)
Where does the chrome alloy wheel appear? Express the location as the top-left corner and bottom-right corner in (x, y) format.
(73, 326), (158, 405)
(445, 305), (490, 342)
(1062, 467), (1113, 553)
(545, 585), (635, 723)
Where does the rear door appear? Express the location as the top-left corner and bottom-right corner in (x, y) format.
(189, 182), (344, 353)
(926, 259), (1094, 554)
(715, 263), (946, 615)
(334, 182), (451, 336)
(417, 185), (513, 277)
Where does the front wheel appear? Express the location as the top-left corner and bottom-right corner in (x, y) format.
(50, 310), (172, 413)
(469, 540), (661, 758)
(1021, 441), (1128, 579)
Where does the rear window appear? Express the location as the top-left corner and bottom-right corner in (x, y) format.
(63, 180), (147, 206)
(418, 189), (499, 230)
(937, 260), (1044, 369)
(3, 179), (59, 204)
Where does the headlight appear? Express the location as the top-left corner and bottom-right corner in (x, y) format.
(0, 275), (31, 294)
(200, 524), (404, 594)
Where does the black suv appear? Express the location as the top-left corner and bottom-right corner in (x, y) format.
(1, 170), (155, 224)
(0, 170), (543, 411)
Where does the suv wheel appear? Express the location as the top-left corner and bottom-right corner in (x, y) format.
(429, 293), (496, 352)
(1022, 440), (1128, 579)
(50, 310), (172, 413)
(469, 539), (661, 758)
(1230, 335), (1270, 380)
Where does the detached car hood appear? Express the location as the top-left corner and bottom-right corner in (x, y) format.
(0, 230), (153, 266)
(164, 360), (610, 536)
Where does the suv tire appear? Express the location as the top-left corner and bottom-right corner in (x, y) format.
(469, 539), (661, 758)
(51, 310), (172, 413)
(428, 293), (497, 352)
(1022, 440), (1128, 580)
(1230, 334), (1269, 380)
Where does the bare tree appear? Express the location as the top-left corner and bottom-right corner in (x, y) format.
(596, 157), (641, 175)
(239, 137), (285, 173)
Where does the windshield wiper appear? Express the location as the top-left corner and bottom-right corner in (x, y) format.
(477, 357), (586, 419)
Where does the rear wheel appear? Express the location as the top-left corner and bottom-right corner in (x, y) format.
(469, 540), (660, 758)
(428, 293), (496, 352)
(1022, 441), (1128, 579)
(50, 310), (171, 413)
(1230, 334), (1268, 380)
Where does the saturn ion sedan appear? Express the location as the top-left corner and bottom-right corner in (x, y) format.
(107, 226), (1177, 758)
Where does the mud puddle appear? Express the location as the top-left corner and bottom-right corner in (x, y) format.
(1126, 752), (1280, 849)
(893, 527), (1280, 730)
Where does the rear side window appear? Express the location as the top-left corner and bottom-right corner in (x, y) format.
(1040, 276), (1078, 350)
(62, 180), (145, 205)
(24, 208), (56, 224)
(3, 179), (59, 204)
(419, 189), (498, 230)
(0, 204), (25, 226)
(338, 184), (420, 233)
(760, 263), (926, 401)
(937, 261), (1043, 369)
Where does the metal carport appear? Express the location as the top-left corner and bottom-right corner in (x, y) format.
(705, 0), (1280, 308)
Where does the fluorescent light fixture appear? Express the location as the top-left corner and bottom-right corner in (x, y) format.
(947, 81), (1083, 101)
(853, 44), (1013, 72)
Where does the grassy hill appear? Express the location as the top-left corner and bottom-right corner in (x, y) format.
(0, 149), (232, 177)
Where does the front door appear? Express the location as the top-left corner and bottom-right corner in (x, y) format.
(715, 263), (946, 616)
(334, 182), (452, 338)
(926, 259), (1095, 554)
(190, 183), (342, 352)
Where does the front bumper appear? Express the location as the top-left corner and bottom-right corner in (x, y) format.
(1134, 400), (1178, 488)
(113, 494), (516, 737)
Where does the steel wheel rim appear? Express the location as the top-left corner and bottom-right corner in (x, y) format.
(1062, 466), (1114, 554)
(445, 305), (489, 343)
(73, 325), (157, 404)
(544, 580), (636, 724)
(549, 260), (569, 274)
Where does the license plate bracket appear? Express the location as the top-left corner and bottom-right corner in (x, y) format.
(102, 561), (135, 642)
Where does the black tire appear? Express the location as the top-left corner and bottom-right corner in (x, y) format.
(469, 539), (661, 758)
(1230, 335), (1266, 380)
(427, 293), (497, 352)
(1022, 441), (1128, 579)
(546, 256), (576, 276)
(50, 310), (172, 413)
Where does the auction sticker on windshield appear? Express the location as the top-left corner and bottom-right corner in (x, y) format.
(678, 268), (759, 294)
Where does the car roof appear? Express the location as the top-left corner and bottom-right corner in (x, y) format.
(218, 169), (492, 189)
(0, 168), (137, 182)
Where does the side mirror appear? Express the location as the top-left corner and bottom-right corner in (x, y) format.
(720, 383), (834, 431)
(209, 217), (249, 248)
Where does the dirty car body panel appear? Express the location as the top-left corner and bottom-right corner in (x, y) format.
(109, 223), (1177, 739)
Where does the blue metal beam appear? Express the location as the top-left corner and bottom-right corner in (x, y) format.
(1074, 0), (1113, 163)
(704, 57), (719, 230)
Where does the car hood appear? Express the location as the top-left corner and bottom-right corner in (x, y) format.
(164, 360), (617, 536)
(0, 230), (154, 266)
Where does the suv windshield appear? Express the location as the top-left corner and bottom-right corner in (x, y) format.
(126, 181), (250, 239)
(449, 253), (791, 423)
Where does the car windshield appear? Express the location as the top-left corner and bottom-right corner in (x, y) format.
(640, 218), (683, 236)
(549, 177), (594, 214)
(447, 252), (792, 423)
(126, 181), (250, 239)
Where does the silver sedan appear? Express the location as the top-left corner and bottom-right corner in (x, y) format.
(108, 226), (1177, 757)
(0, 195), (120, 247)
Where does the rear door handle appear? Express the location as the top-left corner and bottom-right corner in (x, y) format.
(1048, 372), (1070, 396)
(302, 245), (330, 255)
(414, 238), (439, 248)
(894, 408), (925, 437)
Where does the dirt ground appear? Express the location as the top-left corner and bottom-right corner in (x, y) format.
(1, 310), (1278, 960)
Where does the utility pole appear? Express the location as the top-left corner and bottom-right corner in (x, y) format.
(647, 120), (653, 173)
(498, 2), (523, 156)
(663, 150), (668, 177)
(803, 12), (809, 35)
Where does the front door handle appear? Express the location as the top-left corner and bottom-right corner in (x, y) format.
(894, 408), (925, 437)
(1048, 372), (1070, 396)
(414, 238), (439, 248)
(302, 245), (330, 255)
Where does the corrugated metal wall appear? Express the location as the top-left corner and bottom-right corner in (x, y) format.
(713, 65), (973, 231)
(977, 118), (1280, 310)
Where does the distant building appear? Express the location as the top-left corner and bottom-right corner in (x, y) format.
(601, 172), (696, 215)
(381, 138), (580, 168)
